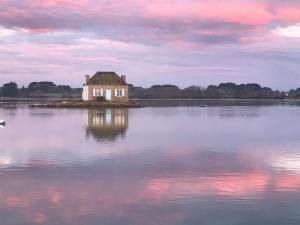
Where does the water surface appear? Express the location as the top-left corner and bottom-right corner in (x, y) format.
(0, 104), (300, 225)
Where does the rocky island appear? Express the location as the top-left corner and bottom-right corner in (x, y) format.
(29, 100), (142, 108)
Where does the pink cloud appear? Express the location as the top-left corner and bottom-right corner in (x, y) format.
(28, 28), (57, 34)
(142, 1), (268, 25)
(0, 0), (298, 49)
(24, 0), (90, 9)
(0, 0), (300, 88)
(276, 7), (300, 22)
(1, 0), (300, 29)
(141, 0), (300, 24)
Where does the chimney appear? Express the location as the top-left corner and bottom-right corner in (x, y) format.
(121, 75), (126, 83)
(85, 75), (90, 85)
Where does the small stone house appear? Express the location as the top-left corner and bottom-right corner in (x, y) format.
(82, 71), (128, 102)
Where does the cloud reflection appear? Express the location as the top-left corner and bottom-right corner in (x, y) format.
(0, 150), (299, 224)
(0, 106), (300, 224)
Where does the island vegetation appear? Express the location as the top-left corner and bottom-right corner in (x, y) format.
(1, 81), (300, 100)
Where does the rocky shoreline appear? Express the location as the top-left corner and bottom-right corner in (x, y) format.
(29, 100), (142, 108)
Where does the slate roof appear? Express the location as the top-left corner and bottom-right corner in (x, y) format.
(87, 72), (127, 85)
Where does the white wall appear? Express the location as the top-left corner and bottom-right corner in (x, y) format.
(82, 86), (89, 101)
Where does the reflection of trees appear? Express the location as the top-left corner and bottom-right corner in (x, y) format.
(29, 109), (54, 118)
(207, 107), (261, 118)
(85, 109), (128, 141)
(1, 107), (18, 118)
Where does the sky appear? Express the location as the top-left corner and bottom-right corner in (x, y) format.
(0, 0), (300, 90)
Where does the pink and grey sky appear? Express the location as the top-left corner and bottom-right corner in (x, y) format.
(0, 0), (300, 89)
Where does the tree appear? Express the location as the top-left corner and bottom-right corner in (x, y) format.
(38, 81), (56, 92)
(28, 81), (56, 93)
(28, 82), (39, 92)
(1, 82), (18, 97)
(56, 85), (71, 93)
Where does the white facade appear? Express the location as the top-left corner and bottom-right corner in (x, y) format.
(83, 87), (125, 101)
(82, 86), (89, 101)
(105, 89), (112, 101)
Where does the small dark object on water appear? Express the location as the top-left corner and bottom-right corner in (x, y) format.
(0, 120), (5, 126)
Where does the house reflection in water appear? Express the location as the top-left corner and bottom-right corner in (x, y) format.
(85, 109), (128, 141)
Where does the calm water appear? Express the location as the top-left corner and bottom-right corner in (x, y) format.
(0, 104), (300, 225)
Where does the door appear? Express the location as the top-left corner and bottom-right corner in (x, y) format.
(105, 89), (112, 101)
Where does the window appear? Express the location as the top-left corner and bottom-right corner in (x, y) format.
(115, 89), (123, 97)
(93, 88), (104, 97)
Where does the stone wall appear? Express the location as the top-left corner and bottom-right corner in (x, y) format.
(84, 85), (129, 102)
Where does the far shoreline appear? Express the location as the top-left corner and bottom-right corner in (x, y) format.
(1, 97), (300, 101)
(1, 98), (300, 109)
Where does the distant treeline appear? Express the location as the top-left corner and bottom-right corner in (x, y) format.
(129, 83), (300, 99)
(1, 81), (300, 99)
(0, 81), (81, 98)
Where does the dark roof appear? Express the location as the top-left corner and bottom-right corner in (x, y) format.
(87, 72), (126, 85)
